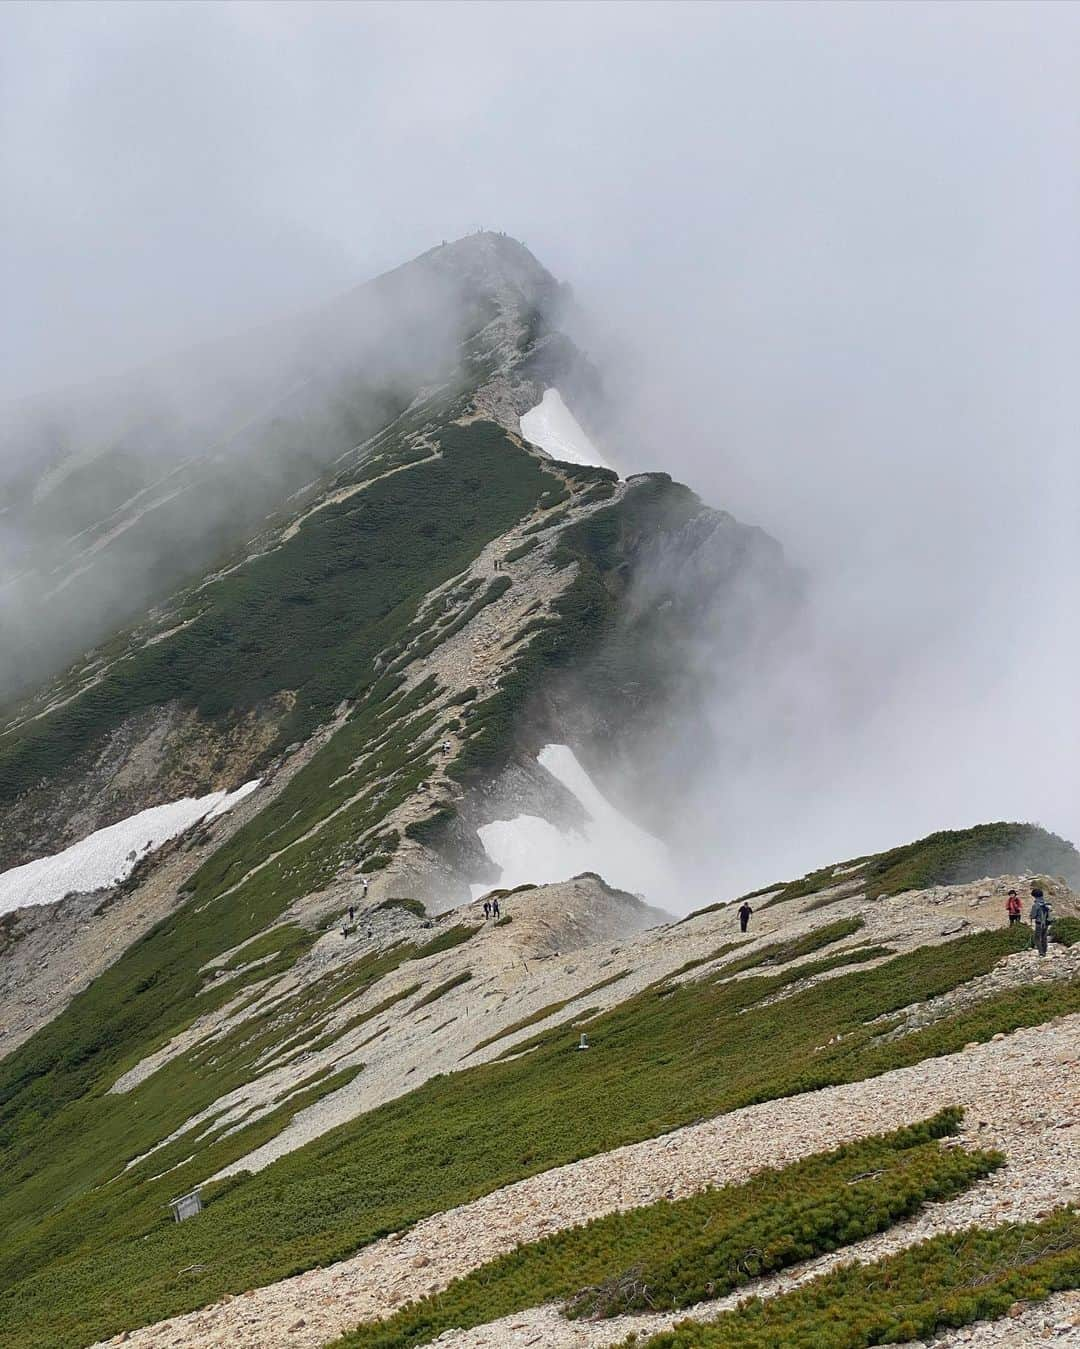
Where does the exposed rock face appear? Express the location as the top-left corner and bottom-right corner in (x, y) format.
(0, 694), (291, 872)
(484, 483), (803, 844)
(102, 874), (672, 1179)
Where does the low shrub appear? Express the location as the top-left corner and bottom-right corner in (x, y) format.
(413, 925), (476, 959)
(414, 971), (472, 1009)
(4, 918), (1070, 1347)
(404, 805), (458, 844)
(374, 898), (427, 920)
(333, 1109), (997, 1348)
(504, 538), (539, 563)
(633, 1207), (1080, 1349)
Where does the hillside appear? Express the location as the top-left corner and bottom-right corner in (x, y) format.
(0, 233), (1077, 1349)
(0, 843), (1077, 1349)
(0, 232), (569, 699)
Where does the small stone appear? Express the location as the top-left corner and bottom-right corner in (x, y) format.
(287, 1319), (306, 1333)
(410, 1254), (431, 1268)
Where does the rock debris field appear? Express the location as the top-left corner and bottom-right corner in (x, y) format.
(96, 1007), (1080, 1349)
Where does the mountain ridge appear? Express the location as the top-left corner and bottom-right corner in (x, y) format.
(0, 233), (1077, 1349)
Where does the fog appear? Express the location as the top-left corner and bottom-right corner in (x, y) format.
(3, 2), (1077, 892)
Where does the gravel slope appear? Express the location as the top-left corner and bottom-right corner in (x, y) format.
(94, 1005), (1079, 1349)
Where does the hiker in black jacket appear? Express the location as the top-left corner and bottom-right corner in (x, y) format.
(1030, 888), (1052, 956)
(738, 901), (753, 933)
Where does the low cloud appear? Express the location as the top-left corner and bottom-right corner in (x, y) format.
(2, 1), (1076, 880)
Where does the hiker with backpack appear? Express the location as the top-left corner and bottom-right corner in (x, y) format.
(1029, 888), (1052, 956)
(1006, 890), (1022, 925)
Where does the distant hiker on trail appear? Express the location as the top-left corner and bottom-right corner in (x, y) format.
(348, 905), (355, 922)
(483, 899), (491, 919)
(738, 901), (753, 933)
(492, 897), (501, 920)
(1006, 890), (1022, 925)
(1030, 888), (1052, 956)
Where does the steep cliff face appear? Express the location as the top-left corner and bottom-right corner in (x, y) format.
(392, 471), (802, 908)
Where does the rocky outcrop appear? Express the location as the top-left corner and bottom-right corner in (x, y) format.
(0, 694), (290, 872)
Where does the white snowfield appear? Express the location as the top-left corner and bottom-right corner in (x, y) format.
(519, 389), (617, 475)
(0, 781), (259, 916)
(475, 743), (670, 902)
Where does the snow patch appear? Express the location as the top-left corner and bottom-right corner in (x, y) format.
(0, 781), (260, 916)
(519, 389), (616, 475)
(474, 744), (668, 903)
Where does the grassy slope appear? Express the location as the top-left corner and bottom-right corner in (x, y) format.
(637, 1209), (1080, 1348)
(1, 436), (1077, 1345)
(0, 445), (718, 1349)
(4, 917), (1078, 1347)
(0, 415), (546, 800)
(0, 420), (553, 1330)
(335, 1111), (997, 1348)
(685, 821), (1080, 923)
(0, 415), (553, 1152)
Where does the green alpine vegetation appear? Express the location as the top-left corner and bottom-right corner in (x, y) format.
(685, 821), (1080, 922)
(333, 1110), (997, 1348)
(218, 923), (315, 972)
(467, 969), (632, 1057)
(0, 418), (554, 802)
(414, 971), (472, 1008)
(632, 1208), (1080, 1349)
(3, 917), (1076, 1349)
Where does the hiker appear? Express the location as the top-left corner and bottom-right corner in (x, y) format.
(492, 897), (501, 920)
(348, 905), (356, 922)
(738, 900), (753, 933)
(483, 899), (491, 919)
(1030, 888), (1052, 956)
(1006, 890), (1022, 925)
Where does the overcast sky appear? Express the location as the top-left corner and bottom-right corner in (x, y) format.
(2, 1), (1077, 883)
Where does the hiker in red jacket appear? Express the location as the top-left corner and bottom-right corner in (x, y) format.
(1006, 890), (1022, 925)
